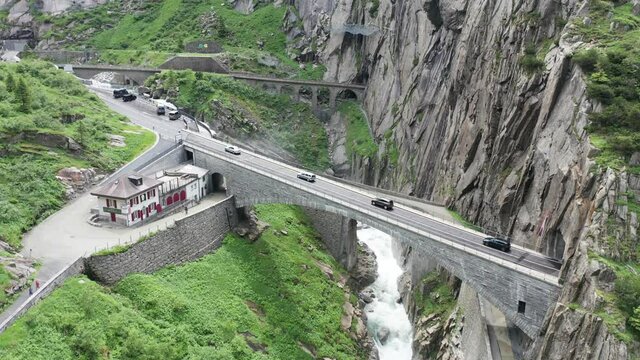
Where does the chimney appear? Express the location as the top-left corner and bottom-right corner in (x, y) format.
(128, 175), (143, 186)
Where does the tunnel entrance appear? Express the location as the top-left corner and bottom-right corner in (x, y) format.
(185, 149), (194, 162)
(211, 173), (226, 194)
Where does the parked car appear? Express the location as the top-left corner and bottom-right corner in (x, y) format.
(371, 198), (394, 210)
(297, 172), (316, 182)
(113, 88), (128, 98)
(122, 93), (137, 102)
(482, 237), (511, 252)
(225, 145), (241, 155)
(168, 110), (180, 120)
(157, 105), (166, 115)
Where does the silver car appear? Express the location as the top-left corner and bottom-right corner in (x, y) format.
(225, 145), (241, 155)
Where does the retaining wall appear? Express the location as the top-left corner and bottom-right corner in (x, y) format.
(85, 196), (238, 285)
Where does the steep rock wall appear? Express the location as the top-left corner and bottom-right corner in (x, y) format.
(293, 0), (638, 358)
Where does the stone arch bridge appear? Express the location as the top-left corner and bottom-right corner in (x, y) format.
(62, 64), (365, 114)
(180, 132), (562, 340)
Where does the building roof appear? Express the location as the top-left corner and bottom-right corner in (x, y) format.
(167, 164), (209, 178)
(91, 174), (162, 200)
(156, 164), (208, 194)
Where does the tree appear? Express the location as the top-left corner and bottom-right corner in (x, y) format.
(6, 72), (15, 92)
(76, 120), (89, 146)
(15, 78), (31, 113)
(630, 306), (640, 332)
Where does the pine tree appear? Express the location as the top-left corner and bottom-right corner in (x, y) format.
(6, 72), (15, 93)
(16, 78), (31, 113)
(76, 120), (89, 146)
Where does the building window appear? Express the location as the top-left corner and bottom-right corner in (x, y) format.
(113, 200), (117, 208)
(180, 190), (186, 201)
(518, 301), (526, 314)
(106, 199), (110, 207)
(142, 193), (146, 201)
(167, 196), (173, 206)
(173, 193), (179, 203)
(130, 199), (133, 207)
(152, 189), (156, 197)
(131, 213), (134, 221)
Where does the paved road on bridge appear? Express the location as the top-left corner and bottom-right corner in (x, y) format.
(94, 91), (561, 277)
(183, 133), (562, 277)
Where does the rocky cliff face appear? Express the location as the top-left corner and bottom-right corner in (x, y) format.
(292, 0), (638, 358)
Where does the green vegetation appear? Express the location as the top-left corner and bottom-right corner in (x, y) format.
(571, 1), (640, 168)
(447, 210), (482, 232)
(586, 252), (640, 342)
(413, 271), (457, 320)
(339, 101), (378, 159)
(0, 205), (365, 359)
(93, 230), (159, 256)
(369, 0), (380, 17)
(41, 1), (324, 79)
(0, 60), (154, 249)
(519, 43), (545, 74)
(146, 70), (330, 169)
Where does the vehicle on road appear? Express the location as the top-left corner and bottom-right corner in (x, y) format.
(157, 105), (166, 115)
(225, 145), (241, 155)
(371, 198), (394, 210)
(168, 110), (180, 120)
(297, 172), (316, 182)
(482, 237), (511, 252)
(122, 93), (137, 102)
(113, 88), (128, 98)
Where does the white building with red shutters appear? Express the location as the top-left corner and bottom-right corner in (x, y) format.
(91, 165), (209, 227)
(91, 174), (163, 226)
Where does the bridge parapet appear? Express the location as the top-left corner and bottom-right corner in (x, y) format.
(184, 136), (560, 339)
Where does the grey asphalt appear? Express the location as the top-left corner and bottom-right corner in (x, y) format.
(183, 133), (562, 277)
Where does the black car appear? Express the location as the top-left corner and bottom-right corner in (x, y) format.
(371, 198), (394, 210)
(113, 89), (128, 98)
(122, 94), (137, 102)
(482, 237), (511, 252)
(157, 105), (166, 115)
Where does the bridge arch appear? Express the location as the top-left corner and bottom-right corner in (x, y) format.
(337, 89), (358, 102)
(211, 172), (227, 193)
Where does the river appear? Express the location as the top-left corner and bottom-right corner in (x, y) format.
(358, 225), (413, 359)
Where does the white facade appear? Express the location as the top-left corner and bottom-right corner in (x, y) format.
(95, 187), (161, 226)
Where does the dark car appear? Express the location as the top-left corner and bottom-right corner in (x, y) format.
(371, 198), (394, 210)
(297, 172), (316, 182)
(122, 93), (137, 102)
(113, 89), (128, 98)
(157, 105), (166, 115)
(168, 110), (181, 120)
(482, 237), (511, 252)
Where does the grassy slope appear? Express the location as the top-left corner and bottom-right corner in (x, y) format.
(0, 60), (154, 309)
(570, 1), (640, 172)
(0, 205), (364, 360)
(147, 70), (330, 170)
(338, 101), (378, 159)
(42, 1), (325, 79)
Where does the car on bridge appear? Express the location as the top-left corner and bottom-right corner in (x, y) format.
(225, 145), (241, 155)
(371, 198), (394, 210)
(482, 237), (511, 252)
(113, 88), (128, 98)
(297, 172), (316, 182)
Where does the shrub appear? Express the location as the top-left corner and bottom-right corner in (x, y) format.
(520, 44), (545, 74)
(573, 48), (601, 73)
(587, 82), (615, 105)
(615, 273), (640, 315)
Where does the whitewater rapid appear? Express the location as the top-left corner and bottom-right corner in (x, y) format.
(358, 226), (413, 359)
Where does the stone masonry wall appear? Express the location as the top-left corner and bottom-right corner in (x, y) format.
(303, 207), (357, 271)
(85, 196), (238, 285)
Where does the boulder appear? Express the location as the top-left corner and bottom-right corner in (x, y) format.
(377, 327), (390, 345)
